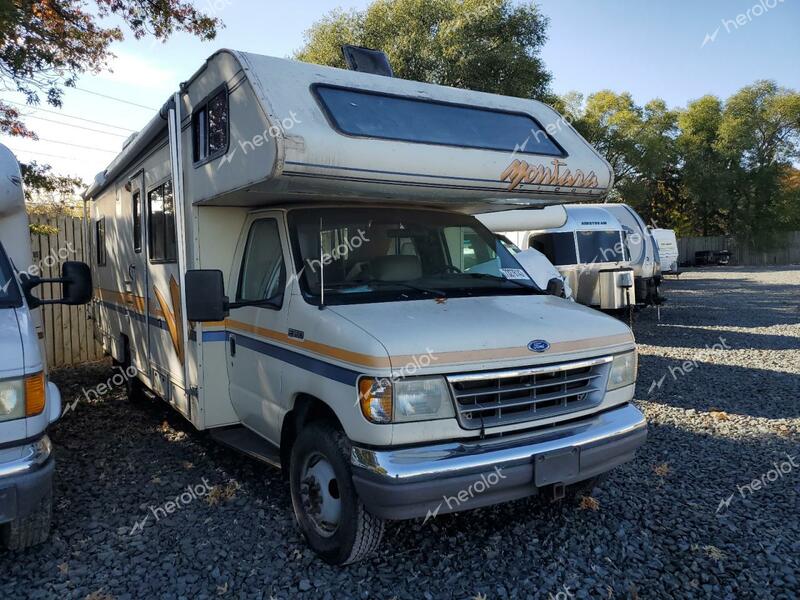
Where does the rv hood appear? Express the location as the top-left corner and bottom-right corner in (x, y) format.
(329, 294), (634, 372)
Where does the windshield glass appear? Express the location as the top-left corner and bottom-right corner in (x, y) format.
(288, 208), (540, 305)
(576, 230), (627, 263)
(0, 242), (22, 307)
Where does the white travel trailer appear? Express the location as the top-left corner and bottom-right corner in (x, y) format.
(583, 204), (663, 305)
(479, 205), (636, 310)
(84, 50), (646, 564)
(652, 228), (679, 274)
(0, 144), (91, 549)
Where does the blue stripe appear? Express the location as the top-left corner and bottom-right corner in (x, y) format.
(99, 300), (169, 331)
(202, 330), (359, 386)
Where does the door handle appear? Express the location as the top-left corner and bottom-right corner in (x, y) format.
(229, 335), (236, 357)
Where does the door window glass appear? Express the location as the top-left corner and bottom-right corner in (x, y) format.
(236, 219), (285, 307)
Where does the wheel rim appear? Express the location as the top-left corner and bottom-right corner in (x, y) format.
(299, 452), (341, 537)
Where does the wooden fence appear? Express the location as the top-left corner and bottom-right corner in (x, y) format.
(678, 231), (800, 267)
(28, 213), (102, 367)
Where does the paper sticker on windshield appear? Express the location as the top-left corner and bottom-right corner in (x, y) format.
(500, 268), (531, 280)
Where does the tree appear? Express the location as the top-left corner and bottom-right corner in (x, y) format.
(0, 0), (222, 198)
(677, 95), (730, 236)
(294, 0), (554, 102)
(563, 91), (679, 224)
(1, 0), (221, 139)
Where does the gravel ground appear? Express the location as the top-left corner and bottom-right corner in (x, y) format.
(2, 266), (799, 600)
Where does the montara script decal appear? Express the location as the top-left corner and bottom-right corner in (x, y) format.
(500, 158), (600, 192)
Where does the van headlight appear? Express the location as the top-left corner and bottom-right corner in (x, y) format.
(358, 376), (455, 423)
(0, 379), (25, 421)
(607, 351), (637, 391)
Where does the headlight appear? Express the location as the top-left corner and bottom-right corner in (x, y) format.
(607, 351), (637, 391)
(0, 379), (25, 421)
(358, 376), (455, 423)
(394, 377), (454, 422)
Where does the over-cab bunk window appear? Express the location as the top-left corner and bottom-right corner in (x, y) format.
(313, 85), (565, 156)
(148, 180), (176, 263)
(192, 86), (229, 164)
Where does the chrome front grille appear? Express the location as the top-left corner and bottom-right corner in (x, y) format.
(446, 356), (612, 429)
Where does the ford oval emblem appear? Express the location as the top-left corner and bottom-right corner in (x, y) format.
(528, 340), (550, 353)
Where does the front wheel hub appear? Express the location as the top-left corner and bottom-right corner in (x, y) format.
(299, 453), (341, 537)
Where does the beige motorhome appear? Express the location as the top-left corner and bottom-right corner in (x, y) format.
(84, 50), (646, 564)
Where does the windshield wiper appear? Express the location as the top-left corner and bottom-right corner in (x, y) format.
(326, 279), (447, 299)
(458, 272), (545, 293)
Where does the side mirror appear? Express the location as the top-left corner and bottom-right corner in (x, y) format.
(61, 261), (92, 304)
(185, 269), (229, 322)
(21, 261), (93, 308)
(546, 277), (565, 298)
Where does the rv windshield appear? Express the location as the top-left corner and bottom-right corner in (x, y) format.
(288, 208), (542, 305)
(0, 242), (22, 308)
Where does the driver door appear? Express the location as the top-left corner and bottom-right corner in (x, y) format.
(226, 214), (289, 445)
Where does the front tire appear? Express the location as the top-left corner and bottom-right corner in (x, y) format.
(1, 488), (52, 550)
(289, 421), (384, 565)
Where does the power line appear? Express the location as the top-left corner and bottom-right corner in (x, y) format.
(6, 148), (88, 162)
(73, 87), (158, 111)
(3, 100), (136, 132)
(23, 115), (129, 138)
(35, 138), (118, 154)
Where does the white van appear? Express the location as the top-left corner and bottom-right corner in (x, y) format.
(84, 50), (646, 565)
(652, 229), (679, 274)
(0, 144), (92, 549)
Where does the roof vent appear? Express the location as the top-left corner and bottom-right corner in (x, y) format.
(341, 45), (394, 77)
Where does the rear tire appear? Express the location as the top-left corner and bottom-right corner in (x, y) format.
(1, 488), (52, 550)
(125, 374), (146, 404)
(289, 421), (384, 565)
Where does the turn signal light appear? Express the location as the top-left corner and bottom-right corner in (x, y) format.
(358, 377), (392, 424)
(25, 372), (46, 416)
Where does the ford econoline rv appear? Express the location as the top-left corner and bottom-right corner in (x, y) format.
(0, 144), (91, 549)
(83, 50), (646, 565)
(479, 205), (636, 310)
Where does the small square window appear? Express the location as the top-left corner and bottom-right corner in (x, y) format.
(192, 87), (228, 164)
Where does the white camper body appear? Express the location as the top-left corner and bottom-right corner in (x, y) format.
(652, 228), (679, 274)
(84, 50), (645, 564)
(0, 144), (91, 550)
(581, 204), (663, 305)
(479, 205), (636, 310)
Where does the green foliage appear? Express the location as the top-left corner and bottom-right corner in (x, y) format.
(29, 223), (59, 236)
(20, 161), (84, 203)
(563, 82), (800, 247)
(295, 0), (553, 101)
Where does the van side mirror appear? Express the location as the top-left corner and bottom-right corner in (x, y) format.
(546, 277), (565, 298)
(186, 269), (229, 322)
(21, 261), (92, 308)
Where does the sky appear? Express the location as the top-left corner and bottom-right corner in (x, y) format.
(3, 0), (799, 184)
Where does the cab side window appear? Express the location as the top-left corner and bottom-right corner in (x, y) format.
(236, 219), (285, 307)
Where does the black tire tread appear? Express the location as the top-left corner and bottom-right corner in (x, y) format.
(292, 420), (384, 565)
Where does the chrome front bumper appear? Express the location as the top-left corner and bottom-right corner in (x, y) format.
(351, 403), (647, 520)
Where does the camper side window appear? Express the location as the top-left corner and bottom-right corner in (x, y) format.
(529, 232), (576, 266)
(148, 180), (176, 263)
(236, 219), (285, 307)
(192, 87), (229, 164)
(132, 190), (142, 253)
(96, 217), (107, 266)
